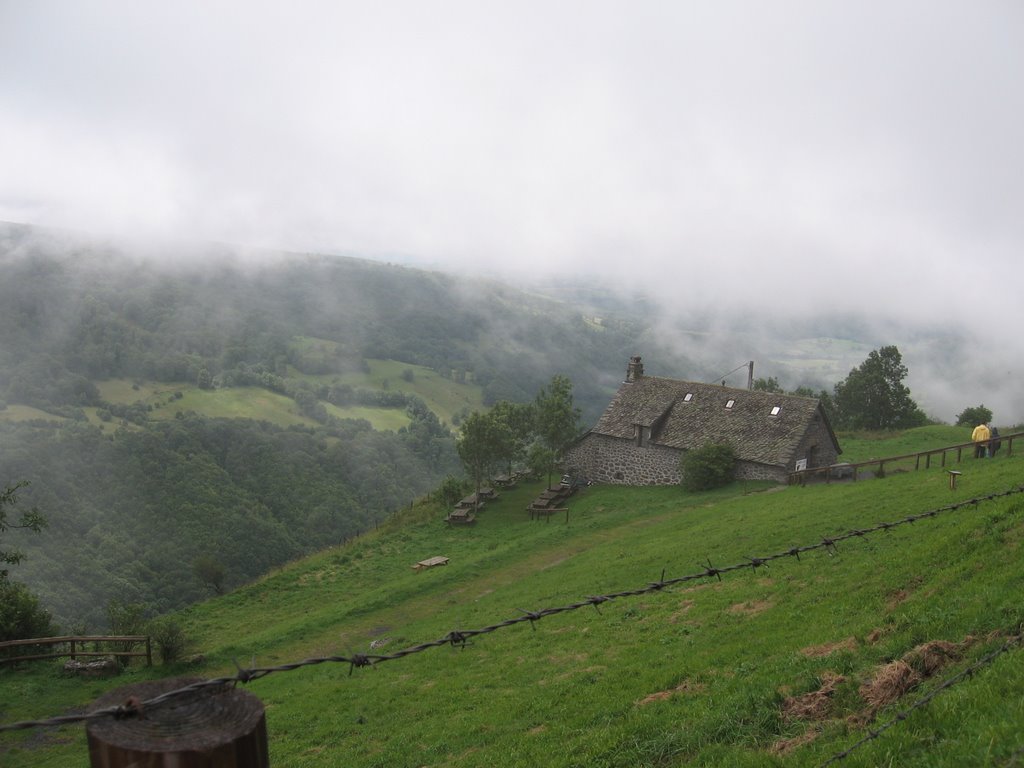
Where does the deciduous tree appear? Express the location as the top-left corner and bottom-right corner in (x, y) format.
(832, 346), (926, 430)
(955, 404), (992, 427)
(534, 375), (582, 486)
(457, 411), (511, 507)
(1, 482), (46, 579)
(193, 555), (226, 595)
(752, 376), (783, 393)
(488, 400), (535, 477)
(0, 482), (55, 641)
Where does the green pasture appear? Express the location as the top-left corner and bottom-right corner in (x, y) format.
(95, 379), (178, 406)
(322, 401), (411, 431)
(4, 442), (1023, 767)
(96, 378), (412, 432)
(98, 380), (316, 427)
(837, 425), (1003, 464)
(289, 335), (345, 359)
(0, 404), (65, 423)
(148, 387), (320, 428)
(290, 357), (485, 425)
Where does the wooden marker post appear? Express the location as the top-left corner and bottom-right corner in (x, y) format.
(87, 677), (269, 767)
(947, 470), (962, 491)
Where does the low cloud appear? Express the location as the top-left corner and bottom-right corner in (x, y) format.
(1, 2), (1021, 420)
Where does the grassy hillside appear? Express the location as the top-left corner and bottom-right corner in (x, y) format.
(837, 425), (980, 463)
(0, 404), (64, 423)
(92, 357), (483, 433)
(286, 357), (485, 426)
(3, 438), (1023, 766)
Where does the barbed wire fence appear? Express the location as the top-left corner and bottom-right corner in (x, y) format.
(3, 484), (1024, 763)
(820, 627), (1024, 766)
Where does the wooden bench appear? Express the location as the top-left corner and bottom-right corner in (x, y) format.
(528, 506), (568, 521)
(412, 556), (450, 571)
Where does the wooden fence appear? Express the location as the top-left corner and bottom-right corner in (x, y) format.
(0, 635), (152, 666)
(789, 431), (1021, 485)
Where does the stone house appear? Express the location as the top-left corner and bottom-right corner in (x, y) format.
(564, 357), (841, 485)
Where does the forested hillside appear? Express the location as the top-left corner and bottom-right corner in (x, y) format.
(0, 222), (683, 421)
(0, 222), (694, 629)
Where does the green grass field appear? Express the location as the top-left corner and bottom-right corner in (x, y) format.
(290, 358), (485, 425)
(0, 405), (66, 423)
(837, 425), (977, 463)
(3, 432), (1023, 767)
(93, 355), (480, 433)
(95, 377), (414, 432)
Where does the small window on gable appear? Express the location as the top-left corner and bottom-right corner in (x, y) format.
(683, 393), (693, 402)
(770, 405), (782, 416)
(725, 399), (735, 409)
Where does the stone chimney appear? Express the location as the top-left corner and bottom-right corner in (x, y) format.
(626, 356), (644, 382)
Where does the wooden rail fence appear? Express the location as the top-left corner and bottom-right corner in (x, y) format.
(789, 431), (1021, 485)
(0, 635), (152, 666)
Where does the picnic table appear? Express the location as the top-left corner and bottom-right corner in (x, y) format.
(412, 556), (450, 571)
(456, 489), (498, 509)
(529, 506), (568, 521)
(445, 508), (476, 526)
(530, 494), (559, 509)
(526, 484), (575, 520)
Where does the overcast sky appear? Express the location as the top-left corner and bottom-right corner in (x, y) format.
(2, 2), (1022, 418)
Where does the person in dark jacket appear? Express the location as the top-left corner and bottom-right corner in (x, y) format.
(989, 425), (1002, 458)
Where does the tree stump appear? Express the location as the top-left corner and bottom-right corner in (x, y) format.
(86, 677), (269, 767)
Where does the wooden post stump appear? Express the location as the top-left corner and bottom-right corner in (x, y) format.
(87, 677), (269, 767)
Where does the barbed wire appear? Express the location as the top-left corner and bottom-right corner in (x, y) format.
(820, 629), (1024, 766)
(2, 483), (1023, 736)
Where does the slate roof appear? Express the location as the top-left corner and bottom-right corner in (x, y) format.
(590, 375), (838, 467)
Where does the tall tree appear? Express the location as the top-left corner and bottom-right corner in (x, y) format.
(752, 376), (783, 393)
(955, 404), (992, 427)
(534, 375), (582, 486)
(832, 346), (926, 430)
(488, 400), (535, 477)
(1, 481), (46, 579)
(0, 482), (55, 641)
(456, 411), (511, 508)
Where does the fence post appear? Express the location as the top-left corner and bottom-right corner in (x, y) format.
(146, 637), (152, 667)
(86, 677), (268, 768)
(71, 638), (77, 661)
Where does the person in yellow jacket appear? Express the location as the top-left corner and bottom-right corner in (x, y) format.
(972, 422), (991, 458)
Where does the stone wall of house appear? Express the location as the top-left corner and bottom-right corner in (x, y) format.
(734, 460), (787, 483)
(565, 434), (682, 485)
(793, 417), (841, 469)
(566, 434), (797, 486)
(565, 419), (839, 487)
